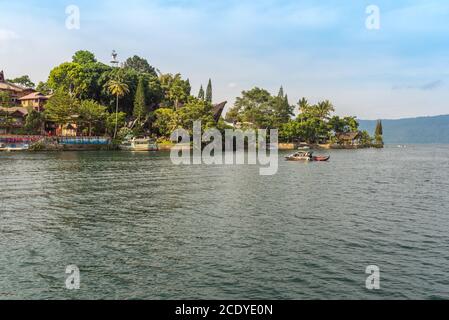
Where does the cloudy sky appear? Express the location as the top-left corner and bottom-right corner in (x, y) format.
(1, 0), (448, 119)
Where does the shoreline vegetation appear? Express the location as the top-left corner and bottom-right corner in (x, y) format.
(0, 50), (384, 152)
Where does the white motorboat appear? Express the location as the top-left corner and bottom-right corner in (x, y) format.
(119, 137), (158, 152)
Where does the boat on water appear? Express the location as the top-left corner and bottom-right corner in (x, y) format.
(0, 143), (29, 152)
(297, 143), (311, 151)
(285, 151), (330, 162)
(119, 137), (159, 152)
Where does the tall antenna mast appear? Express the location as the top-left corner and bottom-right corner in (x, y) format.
(110, 50), (119, 68)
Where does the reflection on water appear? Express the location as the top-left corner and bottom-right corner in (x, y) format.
(1, 145), (449, 299)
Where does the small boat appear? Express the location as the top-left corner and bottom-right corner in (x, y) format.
(312, 155), (330, 162)
(285, 151), (330, 162)
(285, 151), (313, 161)
(297, 144), (311, 151)
(3, 143), (30, 152)
(119, 137), (158, 152)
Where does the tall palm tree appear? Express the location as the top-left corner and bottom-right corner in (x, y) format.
(106, 78), (129, 139)
(298, 97), (309, 114)
(316, 100), (335, 120)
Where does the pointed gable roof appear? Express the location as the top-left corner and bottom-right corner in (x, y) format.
(213, 101), (227, 123)
(19, 92), (49, 101)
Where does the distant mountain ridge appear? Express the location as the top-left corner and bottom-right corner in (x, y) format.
(359, 115), (449, 144)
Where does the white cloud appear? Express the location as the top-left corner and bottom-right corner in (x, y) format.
(0, 29), (19, 42)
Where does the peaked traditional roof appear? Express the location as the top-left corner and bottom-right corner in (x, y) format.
(336, 131), (361, 140)
(213, 101), (227, 122)
(19, 92), (49, 100)
(0, 70), (31, 93)
(0, 81), (28, 92)
(0, 106), (29, 116)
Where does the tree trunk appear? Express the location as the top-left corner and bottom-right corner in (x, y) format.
(114, 93), (119, 139)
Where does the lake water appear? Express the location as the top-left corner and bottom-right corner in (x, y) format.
(1, 145), (449, 300)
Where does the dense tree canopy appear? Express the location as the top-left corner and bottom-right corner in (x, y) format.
(124, 55), (157, 76)
(206, 79), (212, 103)
(44, 91), (80, 126)
(7, 75), (35, 88)
(160, 73), (191, 110)
(24, 109), (45, 134)
(226, 87), (294, 129)
(48, 52), (111, 100)
(78, 100), (108, 136)
(24, 50), (372, 144)
(198, 85), (205, 100)
(72, 50), (97, 64)
(133, 77), (148, 122)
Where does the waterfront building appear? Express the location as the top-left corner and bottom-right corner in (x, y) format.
(336, 131), (362, 146)
(0, 107), (29, 134)
(0, 71), (35, 105)
(19, 92), (51, 112)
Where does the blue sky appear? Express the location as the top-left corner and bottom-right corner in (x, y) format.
(1, 0), (448, 119)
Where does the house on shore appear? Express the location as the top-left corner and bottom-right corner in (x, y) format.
(19, 92), (51, 112)
(0, 107), (29, 134)
(336, 131), (362, 146)
(0, 71), (35, 104)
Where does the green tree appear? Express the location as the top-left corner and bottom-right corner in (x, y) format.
(229, 87), (273, 128)
(296, 116), (329, 144)
(360, 130), (373, 145)
(177, 97), (215, 134)
(0, 91), (12, 107)
(124, 55), (156, 76)
(298, 97), (310, 114)
(277, 86), (284, 99)
(205, 79), (212, 103)
(36, 81), (52, 95)
(153, 108), (178, 138)
(328, 116), (346, 134)
(44, 91), (80, 129)
(24, 109), (45, 134)
(48, 52), (111, 100)
(7, 75), (35, 88)
(160, 73), (190, 110)
(78, 100), (108, 136)
(280, 120), (301, 142)
(273, 90), (294, 126)
(328, 116), (360, 134)
(72, 50), (97, 64)
(106, 76), (130, 138)
(228, 87), (293, 129)
(375, 120), (384, 145)
(315, 100), (335, 120)
(375, 120), (383, 136)
(133, 77), (147, 122)
(0, 91), (14, 133)
(343, 116), (359, 132)
(198, 85), (205, 100)
(106, 112), (127, 137)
